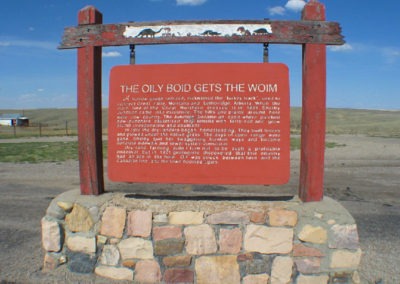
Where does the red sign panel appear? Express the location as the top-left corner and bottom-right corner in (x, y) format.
(108, 63), (290, 185)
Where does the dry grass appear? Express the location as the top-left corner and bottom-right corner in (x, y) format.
(291, 107), (400, 138)
(1, 107), (399, 139)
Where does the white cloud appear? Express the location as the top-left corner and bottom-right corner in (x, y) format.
(329, 43), (353, 52)
(268, 6), (286, 16)
(14, 92), (76, 109)
(0, 39), (56, 50)
(102, 51), (122, 58)
(268, 1), (305, 16)
(329, 43), (399, 65)
(19, 93), (38, 103)
(176, 0), (207, 6)
(381, 47), (400, 64)
(382, 47), (400, 57)
(285, 0), (306, 12)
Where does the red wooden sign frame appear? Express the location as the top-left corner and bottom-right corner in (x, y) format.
(60, 0), (343, 202)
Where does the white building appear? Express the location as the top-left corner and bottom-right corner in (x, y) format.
(0, 113), (29, 126)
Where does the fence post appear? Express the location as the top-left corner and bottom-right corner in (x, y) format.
(77, 6), (104, 195)
(299, 0), (326, 202)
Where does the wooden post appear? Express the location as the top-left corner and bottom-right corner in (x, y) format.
(299, 0), (327, 202)
(77, 6), (104, 195)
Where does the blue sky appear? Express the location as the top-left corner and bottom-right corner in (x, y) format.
(0, 0), (399, 110)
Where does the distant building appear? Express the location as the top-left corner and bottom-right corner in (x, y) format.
(0, 113), (29, 126)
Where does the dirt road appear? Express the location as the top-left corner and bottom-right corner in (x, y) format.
(0, 134), (399, 283)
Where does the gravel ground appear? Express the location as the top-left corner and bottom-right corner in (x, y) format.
(0, 134), (399, 283)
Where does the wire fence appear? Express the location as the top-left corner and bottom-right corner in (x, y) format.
(0, 121), (76, 139)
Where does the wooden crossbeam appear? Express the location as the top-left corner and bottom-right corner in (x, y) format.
(59, 20), (344, 49)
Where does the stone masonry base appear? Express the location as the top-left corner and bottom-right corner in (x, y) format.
(42, 189), (361, 283)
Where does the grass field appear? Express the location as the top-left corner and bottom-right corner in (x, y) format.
(0, 141), (80, 163)
(1, 107), (399, 139)
(0, 139), (346, 163)
(291, 108), (400, 137)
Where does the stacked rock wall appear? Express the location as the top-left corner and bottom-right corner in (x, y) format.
(42, 190), (361, 283)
